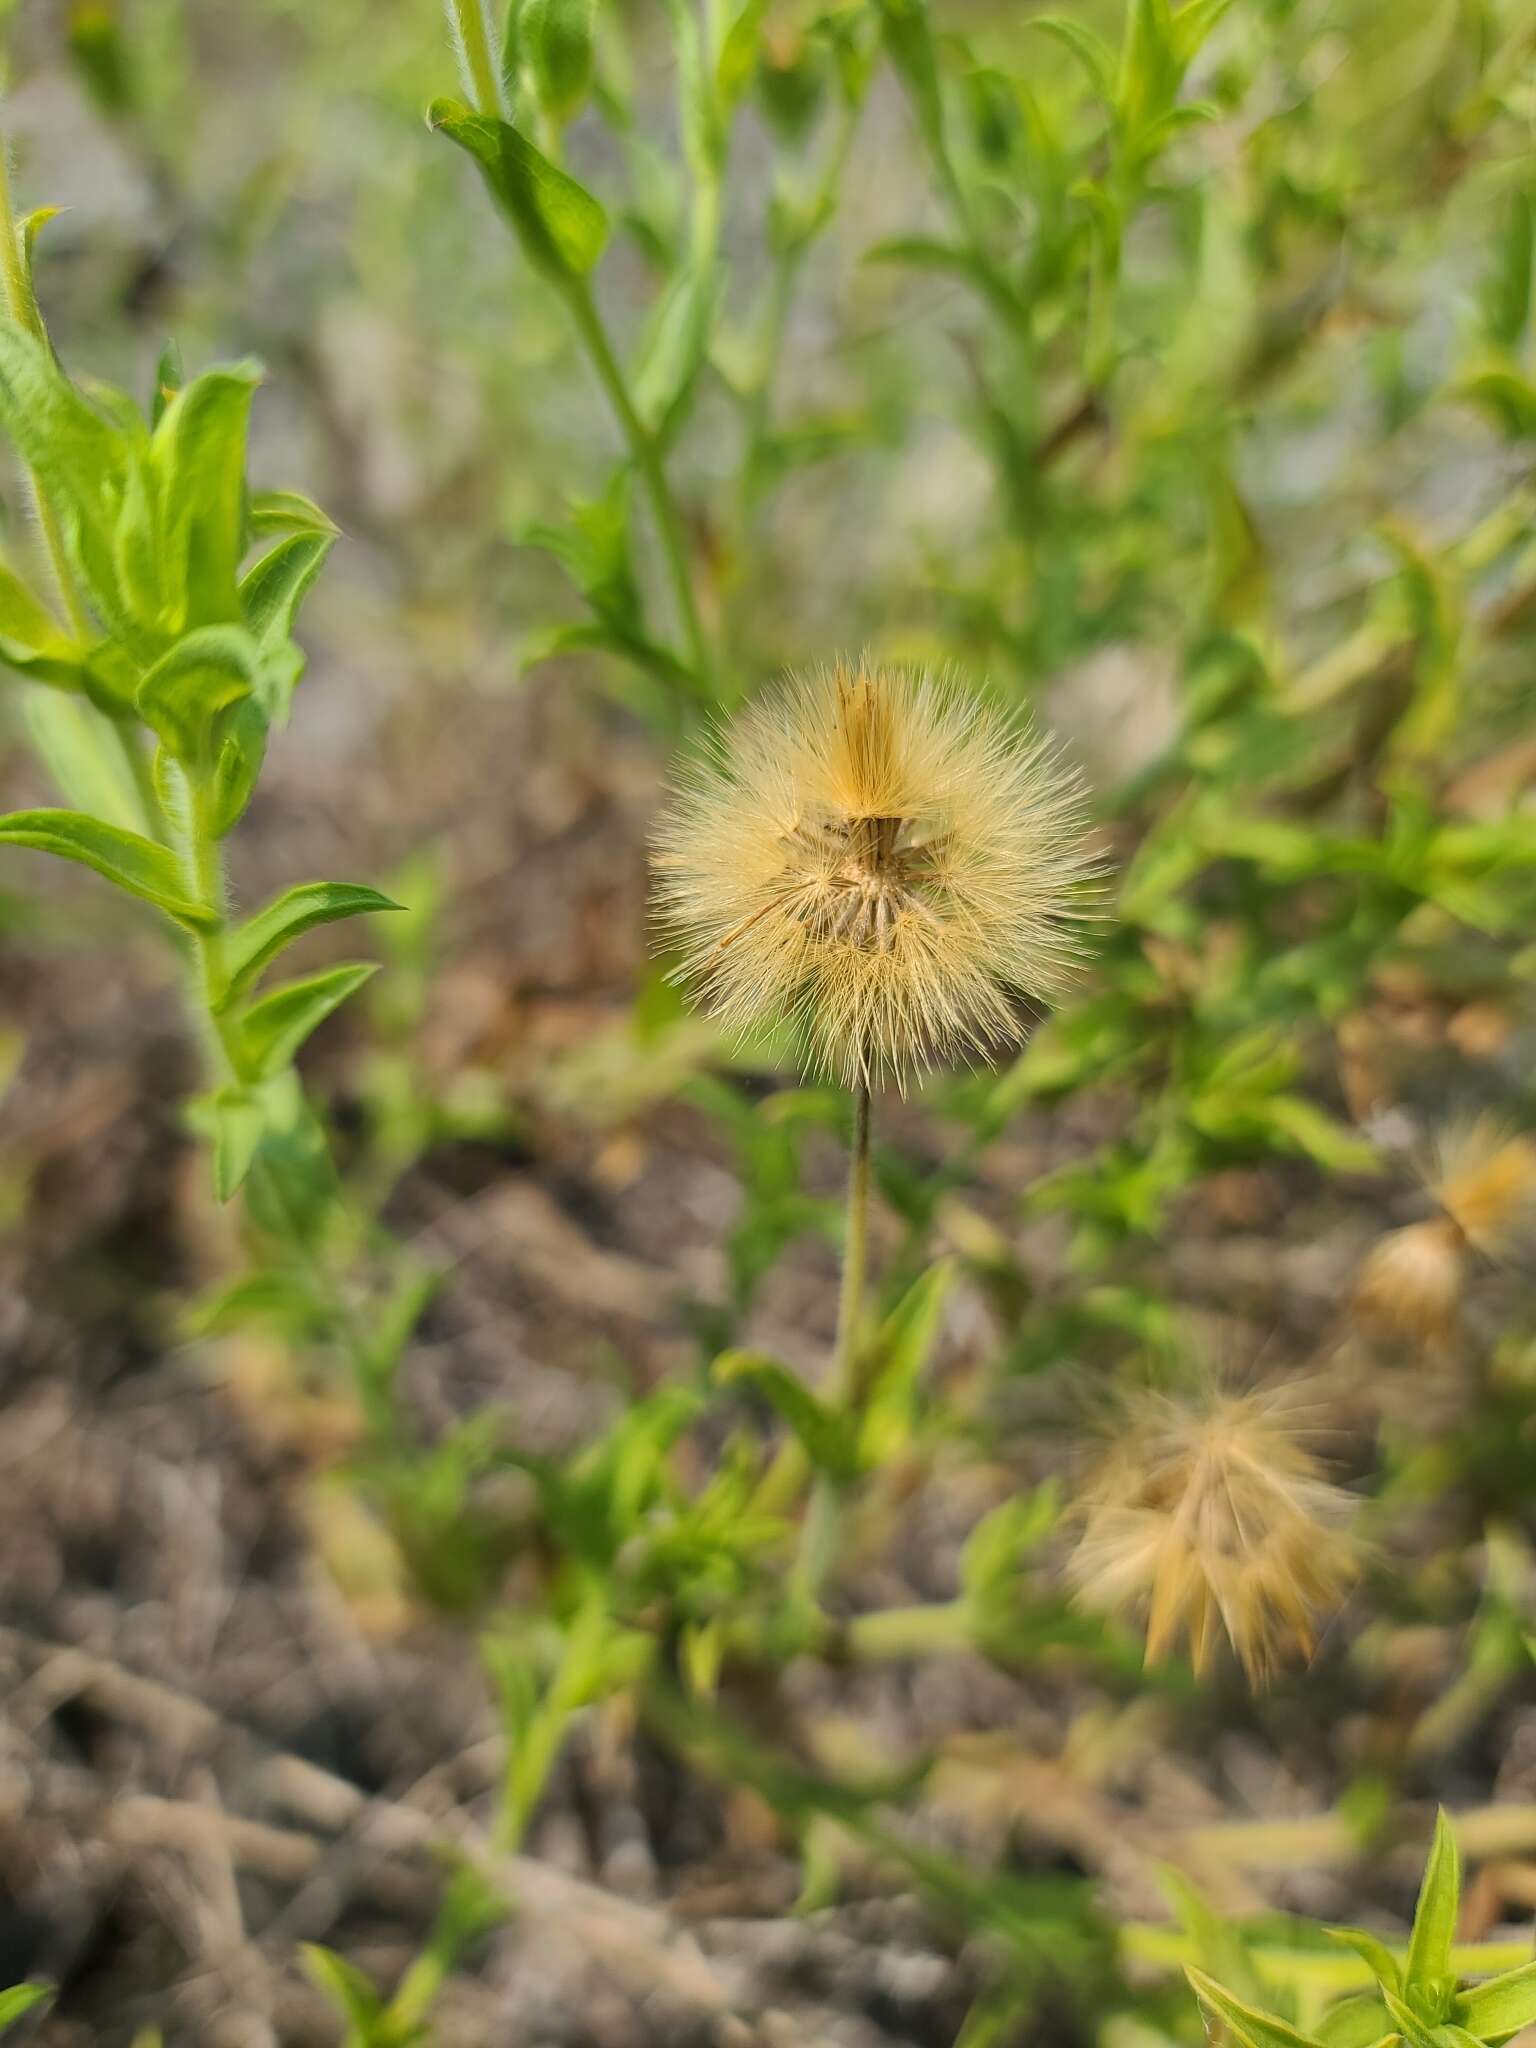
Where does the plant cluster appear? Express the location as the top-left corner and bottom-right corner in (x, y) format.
(0, 0), (1533, 2038)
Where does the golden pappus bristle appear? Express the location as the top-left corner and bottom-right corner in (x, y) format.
(649, 659), (1100, 1089)
(1065, 1384), (1359, 1686)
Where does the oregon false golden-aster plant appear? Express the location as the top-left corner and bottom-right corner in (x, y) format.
(652, 656), (1097, 1582)
(0, 151), (438, 1469)
(1183, 1813), (1536, 2048)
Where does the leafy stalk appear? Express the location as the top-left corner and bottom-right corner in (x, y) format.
(0, 132), (161, 834)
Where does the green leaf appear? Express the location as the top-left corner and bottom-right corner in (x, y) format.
(149, 362), (261, 631)
(249, 489), (338, 538)
(1456, 1959), (1536, 2041)
(857, 1257), (955, 1462)
(1482, 189), (1533, 351)
(1317, 2000), (1397, 2048)
(713, 1350), (859, 1477)
(1405, 1813), (1461, 2014)
(242, 1069), (341, 1244)
(632, 264), (719, 442)
(239, 532), (335, 661)
(136, 624), (259, 762)
(201, 1085), (268, 1203)
(522, 0), (596, 122)
(21, 206), (62, 263)
(239, 962), (379, 1079)
(428, 98), (609, 280)
(0, 1983), (52, 2029)
(301, 1945), (387, 2032)
(0, 320), (136, 638)
(962, 1488), (1059, 1609)
(1032, 14), (1117, 100)
(874, 0), (944, 150)
(220, 881), (402, 1006)
(186, 1269), (317, 1336)
(717, 0), (770, 109)
(1170, 0), (1238, 64)
(0, 561), (91, 691)
(1185, 1968), (1326, 2048)
(1117, 0), (1180, 137)
(1163, 1867), (1268, 2007)
(1328, 1929), (1403, 1998)
(151, 337), (183, 427)
(1380, 1987), (1452, 2048)
(1460, 365), (1536, 438)
(207, 698), (271, 838)
(0, 808), (213, 927)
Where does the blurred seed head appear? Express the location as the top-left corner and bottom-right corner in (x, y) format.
(650, 660), (1098, 1089)
(1351, 1117), (1536, 1342)
(1066, 1383), (1359, 1686)
(1353, 1217), (1466, 1343)
(1429, 1116), (1536, 1258)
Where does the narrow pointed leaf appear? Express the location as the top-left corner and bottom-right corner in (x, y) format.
(1031, 13), (1117, 99)
(239, 531), (334, 654)
(220, 882), (401, 1006)
(714, 1350), (859, 1477)
(1328, 1929), (1402, 1997)
(1456, 1959), (1536, 2041)
(1405, 1813), (1461, 2009)
(207, 1087), (266, 1202)
(240, 962), (378, 1078)
(0, 561), (90, 691)
(522, 0), (597, 120)
(1381, 1986), (1453, 2048)
(1317, 2000), (1397, 2048)
(0, 320), (135, 633)
(1185, 1968), (1326, 2048)
(136, 625), (259, 761)
(429, 97), (608, 279)
(0, 808), (212, 926)
(150, 362), (261, 629)
(0, 1983), (52, 2026)
(249, 489), (338, 538)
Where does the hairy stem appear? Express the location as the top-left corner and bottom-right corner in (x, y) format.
(445, 20), (713, 701)
(790, 1082), (874, 1600)
(830, 1082), (873, 1403)
(563, 277), (714, 698)
(446, 0), (504, 118)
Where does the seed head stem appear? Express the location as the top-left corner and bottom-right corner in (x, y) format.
(830, 1080), (872, 1406)
(789, 1079), (874, 1603)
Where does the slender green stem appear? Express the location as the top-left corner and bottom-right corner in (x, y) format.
(563, 277), (714, 697)
(829, 1081), (872, 1404)
(843, 1598), (972, 1661)
(447, 0), (504, 117)
(752, 1082), (876, 1530)
(789, 1083), (874, 1600)
(443, 3), (714, 702)
(173, 782), (248, 1086)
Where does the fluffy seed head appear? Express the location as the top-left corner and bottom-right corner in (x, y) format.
(1429, 1116), (1536, 1259)
(650, 661), (1097, 1088)
(1066, 1384), (1359, 1685)
(1351, 1118), (1536, 1343)
(1353, 1218), (1465, 1342)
